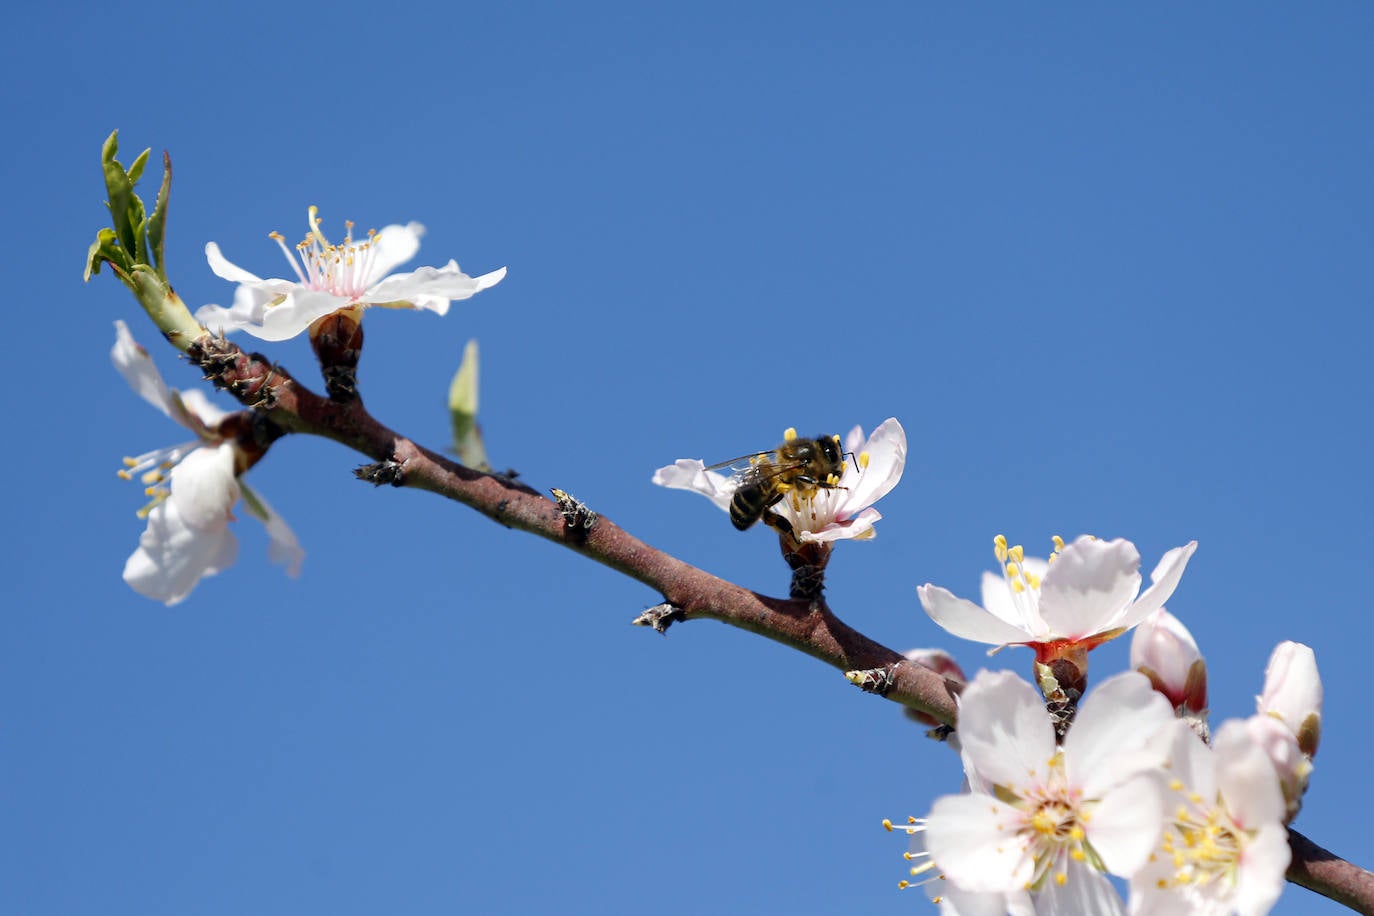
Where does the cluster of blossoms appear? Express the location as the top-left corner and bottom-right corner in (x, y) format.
(894, 535), (1322, 916)
(115, 211), (504, 603)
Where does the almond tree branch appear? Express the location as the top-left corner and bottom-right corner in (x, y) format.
(187, 334), (959, 725)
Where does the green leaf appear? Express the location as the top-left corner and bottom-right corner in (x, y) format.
(147, 150), (172, 281)
(100, 131), (154, 268)
(84, 227), (129, 281)
(448, 339), (490, 471)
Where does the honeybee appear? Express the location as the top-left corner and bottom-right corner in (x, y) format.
(706, 430), (848, 532)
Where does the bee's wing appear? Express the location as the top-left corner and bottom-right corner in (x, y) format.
(703, 450), (774, 473)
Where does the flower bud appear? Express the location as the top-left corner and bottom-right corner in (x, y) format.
(1242, 713), (1311, 823)
(1257, 641), (1322, 758)
(1130, 608), (1207, 715)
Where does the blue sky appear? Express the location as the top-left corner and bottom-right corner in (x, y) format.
(5, 3), (1373, 913)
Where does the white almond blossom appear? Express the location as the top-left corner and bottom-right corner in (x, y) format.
(917, 670), (1174, 911)
(651, 418), (906, 543)
(919, 535), (1197, 654)
(1129, 719), (1290, 916)
(113, 321), (302, 604)
(194, 207), (506, 341)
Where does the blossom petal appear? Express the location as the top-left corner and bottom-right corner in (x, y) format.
(1066, 672), (1173, 798)
(204, 241), (265, 284)
(1213, 720), (1286, 830)
(795, 507), (880, 543)
(1115, 541), (1197, 630)
(1088, 773), (1165, 877)
(1038, 860), (1126, 915)
(123, 497), (238, 606)
(925, 792), (1034, 892)
(1037, 536), (1142, 639)
(364, 261), (507, 314)
(168, 443), (240, 532)
(363, 222), (425, 280)
(979, 559), (1048, 632)
(241, 483), (305, 578)
(955, 670), (1056, 791)
(918, 585), (1033, 646)
(842, 424), (866, 456)
(1156, 718), (1216, 804)
(839, 418), (906, 512)
(241, 290), (354, 341)
(175, 389), (231, 428)
(1231, 823), (1290, 916)
(651, 459), (736, 513)
(111, 320), (177, 420)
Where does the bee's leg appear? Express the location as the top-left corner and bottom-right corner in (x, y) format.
(764, 512), (796, 537)
(761, 490), (793, 536)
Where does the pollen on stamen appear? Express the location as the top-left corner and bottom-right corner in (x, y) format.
(783, 427), (798, 441)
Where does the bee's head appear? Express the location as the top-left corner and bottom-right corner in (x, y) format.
(819, 434), (845, 471)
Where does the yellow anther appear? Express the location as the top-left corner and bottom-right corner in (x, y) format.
(1005, 562), (1020, 579)
(1011, 580), (1025, 593)
(1052, 535), (1065, 550)
(1026, 574), (1041, 590)
(1169, 779), (1183, 791)
(1055, 872), (1067, 886)
(907, 816), (917, 824)
(897, 880), (910, 889)
(882, 819), (893, 832)
(902, 852), (914, 860)
(1071, 849), (1085, 861)
(1008, 545), (1024, 564)
(117, 469), (132, 480)
(858, 451), (870, 469)
(123, 457), (139, 468)
(783, 427), (798, 441)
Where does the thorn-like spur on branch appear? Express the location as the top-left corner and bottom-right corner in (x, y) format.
(847, 659), (963, 712)
(632, 602), (684, 634)
(355, 460), (406, 487)
(551, 487), (598, 536)
(845, 664), (897, 696)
